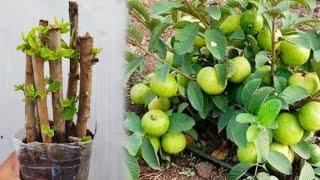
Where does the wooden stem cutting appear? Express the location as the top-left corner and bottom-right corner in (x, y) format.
(76, 33), (94, 138)
(48, 27), (65, 142)
(66, 0), (80, 129)
(31, 20), (52, 143)
(25, 54), (37, 143)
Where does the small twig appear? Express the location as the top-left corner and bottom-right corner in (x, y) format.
(128, 36), (195, 80)
(291, 90), (320, 110)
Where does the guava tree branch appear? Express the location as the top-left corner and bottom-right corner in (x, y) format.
(128, 36), (195, 80)
(66, 0), (80, 129)
(291, 90), (320, 110)
(76, 33), (94, 138)
(31, 20), (52, 143)
(25, 54), (37, 143)
(181, 0), (209, 28)
(48, 27), (65, 142)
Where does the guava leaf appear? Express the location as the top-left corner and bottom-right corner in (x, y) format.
(184, 128), (198, 140)
(248, 87), (274, 114)
(154, 63), (170, 82)
(187, 81), (204, 113)
(267, 151), (292, 175)
(299, 162), (315, 180)
(228, 29), (245, 40)
(241, 79), (262, 109)
(150, 1), (182, 16)
(205, 6), (221, 20)
(256, 172), (278, 180)
(215, 63), (228, 87)
(211, 95), (228, 113)
(255, 51), (269, 68)
(174, 23), (199, 55)
(231, 121), (248, 148)
(149, 22), (171, 51)
(255, 128), (270, 163)
(257, 99), (282, 129)
(293, 0), (316, 10)
(128, 25), (144, 45)
(128, 0), (150, 22)
(124, 149), (140, 180)
(141, 138), (160, 170)
(155, 39), (167, 60)
(204, 29), (227, 60)
(274, 76), (288, 93)
(228, 163), (253, 180)
(218, 107), (236, 133)
(169, 113), (195, 132)
(282, 31), (312, 49)
(291, 141), (311, 159)
(124, 57), (144, 84)
(125, 132), (143, 156)
(236, 113), (257, 123)
(125, 112), (142, 132)
(178, 102), (189, 113)
(279, 85), (309, 105)
(314, 167), (320, 176)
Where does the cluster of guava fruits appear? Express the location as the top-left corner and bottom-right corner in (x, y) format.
(130, 74), (187, 155)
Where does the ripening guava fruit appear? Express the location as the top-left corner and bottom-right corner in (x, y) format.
(280, 36), (310, 66)
(299, 101), (320, 131)
(229, 56), (252, 83)
(150, 74), (178, 98)
(308, 144), (320, 165)
(196, 67), (226, 95)
(148, 97), (171, 111)
(141, 110), (170, 137)
(194, 36), (206, 49)
(273, 113), (304, 145)
(237, 143), (257, 164)
(270, 142), (294, 163)
(257, 27), (282, 51)
(162, 132), (187, 154)
(130, 83), (151, 104)
(288, 72), (320, 95)
(176, 74), (190, 87)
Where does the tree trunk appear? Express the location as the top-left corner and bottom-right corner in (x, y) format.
(48, 27), (65, 142)
(25, 54), (37, 143)
(76, 33), (94, 138)
(66, 0), (80, 129)
(31, 20), (52, 143)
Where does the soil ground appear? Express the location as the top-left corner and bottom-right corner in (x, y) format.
(127, 0), (320, 179)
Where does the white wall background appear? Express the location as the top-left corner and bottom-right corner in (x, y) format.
(0, 1), (126, 179)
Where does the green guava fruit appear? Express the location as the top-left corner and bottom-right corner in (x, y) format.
(229, 56), (252, 83)
(130, 83), (151, 104)
(273, 113), (304, 145)
(299, 101), (320, 131)
(257, 27), (282, 51)
(280, 36), (310, 66)
(270, 142), (294, 163)
(220, 14), (241, 34)
(176, 74), (190, 87)
(141, 110), (170, 137)
(196, 67), (226, 95)
(256, 65), (271, 84)
(194, 36), (206, 49)
(308, 144), (320, 165)
(240, 10), (264, 35)
(165, 51), (174, 65)
(150, 74), (178, 98)
(162, 132), (187, 154)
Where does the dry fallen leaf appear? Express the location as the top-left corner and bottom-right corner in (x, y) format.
(211, 148), (228, 160)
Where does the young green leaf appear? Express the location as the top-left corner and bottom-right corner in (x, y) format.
(299, 162), (315, 180)
(124, 149), (140, 180)
(41, 124), (54, 138)
(236, 113), (257, 123)
(174, 23), (199, 55)
(205, 7), (221, 20)
(61, 107), (77, 121)
(241, 79), (262, 108)
(154, 63), (170, 82)
(204, 29), (227, 60)
(141, 138), (161, 170)
(255, 128), (270, 163)
(257, 99), (282, 129)
(247, 87), (274, 114)
(168, 113), (195, 132)
(228, 163), (253, 180)
(267, 151), (292, 175)
(125, 132), (143, 156)
(125, 112), (142, 132)
(47, 81), (62, 93)
(187, 81), (204, 113)
(279, 85), (309, 105)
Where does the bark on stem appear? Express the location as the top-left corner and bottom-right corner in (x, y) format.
(31, 20), (52, 143)
(66, 0), (80, 129)
(76, 33), (94, 138)
(48, 27), (65, 142)
(25, 54), (37, 143)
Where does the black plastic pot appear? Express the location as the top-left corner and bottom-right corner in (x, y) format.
(13, 130), (93, 180)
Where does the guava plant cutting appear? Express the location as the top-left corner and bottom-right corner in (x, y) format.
(125, 0), (320, 179)
(13, 1), (101, 179)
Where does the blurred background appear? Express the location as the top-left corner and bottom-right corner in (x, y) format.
(0, 0), (126, 179)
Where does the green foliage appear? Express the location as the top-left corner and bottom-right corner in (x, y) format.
(204, 29), (227, 60)
(15, 83), (44, 100)
(125, 112), (143, 132)
(53, 17), (70, 33)
(41, 124), (54, 138)
(168, 113), (195, 132)
(125, 132), (143, 156)
(125, 149), (140, 180)
(59, 97), (78, 121)
(174, 23), (199, 55)
(267, 151), (292, 175)
(229, 163), (253, 180)
(141, 138), (160, 170)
